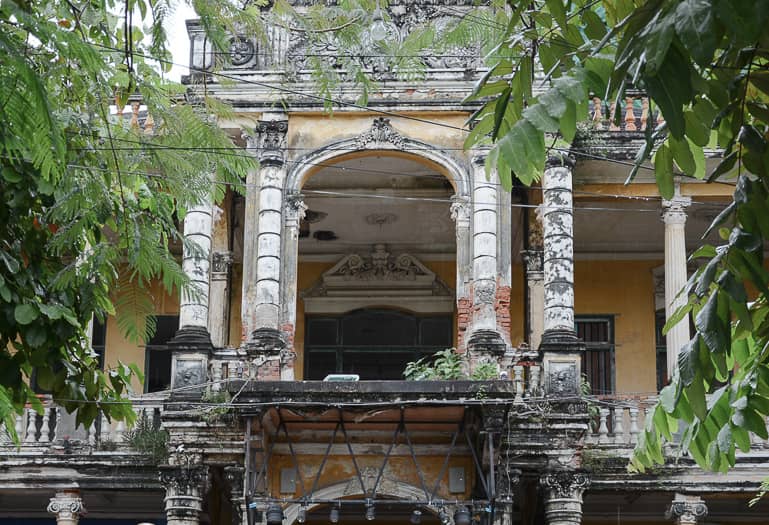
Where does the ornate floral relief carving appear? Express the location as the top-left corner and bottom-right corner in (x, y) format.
(355, 118), (406, 149)
(332, 244), (427, 281)
(474, 280), (495, 305)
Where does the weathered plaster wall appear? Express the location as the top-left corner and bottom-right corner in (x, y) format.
(103, 279), (179, 391)
(269, 453), (474, 501)
(287, 113), (469, 162)
(574, 259), (660, 395)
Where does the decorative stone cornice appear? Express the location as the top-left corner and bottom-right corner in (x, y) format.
(666, 494), (708, 524)
(255, 119), (288, 166)
(355, 117), (406, 149)
(47, 491), (85, 523)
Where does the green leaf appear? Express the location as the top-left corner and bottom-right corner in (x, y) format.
(522, 103), (560, 133)
(14, 304), (39, 325)
(644, 45), (693, 138)
(653, 143), (675, 199)
(496, 119), (545, 185)
(714, 0), (769, 45)
(559, 100), (577, 143)
(644, 13), (675, 75)
(669, 135), (696, 174)
(674, 0), (718, 65)
(684, 110), (710, 146)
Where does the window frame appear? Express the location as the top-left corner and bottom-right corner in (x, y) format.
(576, 315), (616, 396)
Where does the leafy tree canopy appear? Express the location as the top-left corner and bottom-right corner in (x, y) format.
(409, 0), (769, 474)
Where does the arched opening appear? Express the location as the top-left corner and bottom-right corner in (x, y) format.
(294, 152), (459, 380)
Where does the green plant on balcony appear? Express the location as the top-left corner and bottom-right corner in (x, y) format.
(124, 412), (169, 464)
(403, 349), (498, 381)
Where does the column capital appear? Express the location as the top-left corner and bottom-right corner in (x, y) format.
(521, 250), (544, 277)
(159, 465), (209, 524)
(254, 119), (288, 166)
(540, 470), (590, 498)
(661, 196), (691, 225)
(284, 191), (308, 221)
(450, 194), (471, 225)
(666, 494), (708, 524)
(47, 490), (85, 524)
(212, 251), (234, 274)
(545, 153), (576, 170)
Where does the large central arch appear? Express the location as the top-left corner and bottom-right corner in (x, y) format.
(279, 118), (476, 379)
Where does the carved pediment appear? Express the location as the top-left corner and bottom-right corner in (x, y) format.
(302, 244), (454, 314)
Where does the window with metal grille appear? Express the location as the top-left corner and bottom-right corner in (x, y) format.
(305, 309), (452, 380)
(576, 316), (615, 395)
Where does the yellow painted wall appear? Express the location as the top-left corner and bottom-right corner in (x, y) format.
(574, 260), (661, 395)
(103, 280), (179, 392)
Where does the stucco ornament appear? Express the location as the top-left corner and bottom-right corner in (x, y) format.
(666, 496), (708, 524)
(229, 36), (255, 66)
(47, 492), (85, 521)
(355, 117), (406, 149)
(474, 280), (495, 305)
(255, 119), (288, 166)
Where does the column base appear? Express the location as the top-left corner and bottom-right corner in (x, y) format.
(169, 325), (214, 348)
(244, 327), (287, 356)
(168, 327), (213, 392)
(540, 329), (584, 398)
(467, 329), (507, 356)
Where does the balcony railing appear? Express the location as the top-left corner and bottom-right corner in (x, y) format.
(0, 395), (165, 452)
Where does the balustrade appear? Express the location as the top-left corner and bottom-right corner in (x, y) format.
(0, 397), (164, 452)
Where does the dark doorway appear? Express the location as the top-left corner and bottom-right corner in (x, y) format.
(304, 309), (452, 380)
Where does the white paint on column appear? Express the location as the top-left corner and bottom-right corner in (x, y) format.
(179, 199), (213, 329)
(662, 195), (691, 380)
(542, 164), (575, 333)
(471, 157), (498, 332)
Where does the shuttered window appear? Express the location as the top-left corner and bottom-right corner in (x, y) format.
(576, 316), (615, 395)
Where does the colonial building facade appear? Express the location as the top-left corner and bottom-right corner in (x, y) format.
(1, 2), (767, 525)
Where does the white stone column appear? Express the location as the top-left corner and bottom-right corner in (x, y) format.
(47, 490), (85, 525)
(542, 158), (575, 338)
(471, 154), (498, 333)
(243, 117), (290, 362)
(540, 156), (583, 397)
(160, 466), (208, 525)
(662, 195), (691, 381)
(465, 154), (506, 355)
(179, 197), (213, 332)
(666, 494), (708, 525)
(540, 472), (590, 525)
(209, 251), (233, 348)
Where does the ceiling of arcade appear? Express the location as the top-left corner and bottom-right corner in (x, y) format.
(298, 155), (456, 260)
